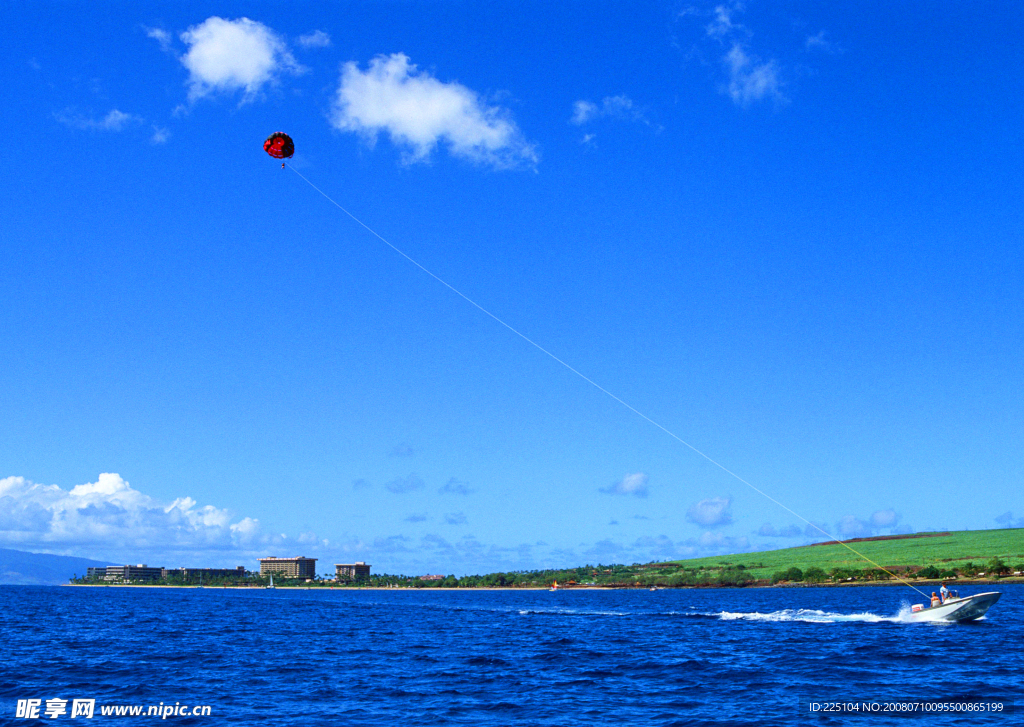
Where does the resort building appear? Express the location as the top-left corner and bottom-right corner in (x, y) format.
(161, 567), (246, 581)
(259, 556), (317, 579)
(103, 564), (164, 582)
(335, 562), (371, 580)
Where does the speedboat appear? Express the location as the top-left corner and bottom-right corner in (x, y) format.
(909, 591), (1000, 622)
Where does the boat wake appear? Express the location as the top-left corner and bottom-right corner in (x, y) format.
(714, 608), (899, 624)
(708, 605), (972, 624)
(516, 608), (630, 617)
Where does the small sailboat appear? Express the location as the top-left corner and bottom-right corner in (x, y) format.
(550, 580), (559, 591)
(266, 573), (276, 590)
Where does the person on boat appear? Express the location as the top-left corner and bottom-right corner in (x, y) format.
(930, 592), (941, 608)
(940, 582), (950, 603)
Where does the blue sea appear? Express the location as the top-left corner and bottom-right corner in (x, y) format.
(1, 584), (1020, 725)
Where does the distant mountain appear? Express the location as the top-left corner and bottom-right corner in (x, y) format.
(0, 548), (115, 586)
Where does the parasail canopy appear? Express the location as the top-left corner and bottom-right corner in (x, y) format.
(263, 132), (294, 159)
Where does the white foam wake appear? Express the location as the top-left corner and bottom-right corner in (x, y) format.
(716, 608), (896, 624)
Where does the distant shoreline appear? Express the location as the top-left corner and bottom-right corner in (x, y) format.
(63, 577), (1022, 591)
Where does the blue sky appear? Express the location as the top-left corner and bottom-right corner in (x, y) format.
(3, 2), (1022, 576)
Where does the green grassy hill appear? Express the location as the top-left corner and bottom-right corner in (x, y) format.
(355, 527), (1024, 589)
(663, 528), (1024, 582)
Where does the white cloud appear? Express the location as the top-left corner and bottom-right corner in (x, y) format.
(599, 472), (649, 498)
(571, 100), (599, 125)
(145, 26), (174, 54)
(151, 125), (170, 144)
(55, 108), (141, 131)
(298, 30), (331, 49)
(686, 496), (732, 527)
(330, 53), (538, 169)
(836, 515), (873, 539)
(179, 17), (304, 103)
(229, 517), (260, 542)
(689, 3), (786, 108)
(724, 44), (783, 107)
(706, 3), (742, 40)
(805, 30), (841, 54)
(570, 94), (651, 126)
(0, 473), (287, 564)
(870, 509), (900, 529)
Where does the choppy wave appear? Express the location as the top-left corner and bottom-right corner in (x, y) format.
(1, 584), (1017, 727)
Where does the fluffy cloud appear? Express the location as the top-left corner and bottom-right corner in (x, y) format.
(692, 3), (786, 108)
(686, 496), (732, 527)
(298, 30), (331, 49)
(444, 512), (467, 525)
(384, 473), (425, 494)
(0, 473), (289, 563)
(599, 472), (649, 498)
(723, 44), (783, 107)
(870, 509), (900, 529)
(835, 515), (873, 539)
(330, 53), (538, 168)
(54, 109), (141, 131)
(179, 17), (304, 103)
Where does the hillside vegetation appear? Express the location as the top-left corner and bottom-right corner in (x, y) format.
(665, 528), (1024, 579)
(365, 527), (1024, 588)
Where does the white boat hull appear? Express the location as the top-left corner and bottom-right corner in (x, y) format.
(909, 592), (1001, 623)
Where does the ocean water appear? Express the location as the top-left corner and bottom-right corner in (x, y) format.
(1, 584), (1020, 725)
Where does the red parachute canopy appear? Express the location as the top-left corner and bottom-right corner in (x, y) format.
(263, 132), (294, 159)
